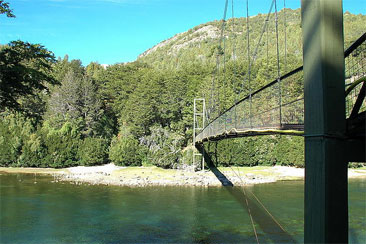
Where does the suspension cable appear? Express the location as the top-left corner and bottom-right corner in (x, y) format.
(226, 165), (260, 244)
(220, 0), (229, 114)
(217, 0), (229, 115)
(227, 165), (289, 242)
(245, 188), (260, 244)
(230, 157), (288, 233)
(247, 187), (288, 233)
(274, 0), (282, 125)
(206, 1), (290, 242)
(238, 0), (275, 96)
(284, 0), (287, 72)
(266, 14), (270, 79)
(209, 0), (229, 121)
(221, 138), (289, 239)
(223, 19), (227, 125)
(225, 139), (260, 243)
(231, 0), (238, 128)
(226, 167), (287, 235)
(246, 0), (252, 128)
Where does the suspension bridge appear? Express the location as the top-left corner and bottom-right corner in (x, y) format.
(192, 0), (365, 243)
(194, 32), (365, 144)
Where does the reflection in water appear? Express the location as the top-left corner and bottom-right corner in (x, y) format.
(0, 174), (365, 243)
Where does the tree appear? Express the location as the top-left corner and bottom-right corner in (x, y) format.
(53, 55), (84, 82)
(140, 125), (184, 168)
(0, 41), (57, 112)
(80, 75), (104, 137)
(47, 70), (82, 124)
(47, 67), (105, 137)
(0, 1), (15, 18)
(86, 62), (104, 81)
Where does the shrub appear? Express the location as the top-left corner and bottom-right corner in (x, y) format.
(348, 162), (366, 168)
(109, 134), (142, 166)
(181, 146), (194, 166)
(0, 119), (17, 166)
(203, 135), (303, 167)
(140, 125), (184, 169)
(0, 111), (34, 166)
(274, 136), (304, 167)
(41, 121), (81, 168)
(77, 137), (108, 166)
(18, 133), (45, 167)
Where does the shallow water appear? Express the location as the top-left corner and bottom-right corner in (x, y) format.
(0, 174), (365, 243)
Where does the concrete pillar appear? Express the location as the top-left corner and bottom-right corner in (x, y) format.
(301, 0), (348, 243)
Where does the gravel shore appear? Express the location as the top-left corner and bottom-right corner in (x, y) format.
(62, 164), (306, 187)
(2, 164), (365, 187)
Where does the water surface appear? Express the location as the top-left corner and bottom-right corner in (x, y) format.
(0, 174), (365, 243)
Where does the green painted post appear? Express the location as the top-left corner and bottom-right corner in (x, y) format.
(301, 0), (348, 243)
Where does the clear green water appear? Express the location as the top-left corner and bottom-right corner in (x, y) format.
(0, 174), (365, 243)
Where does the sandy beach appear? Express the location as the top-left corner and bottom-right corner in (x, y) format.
(1, 164), (365, 187)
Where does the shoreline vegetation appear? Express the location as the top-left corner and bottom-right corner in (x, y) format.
(1, 11), (365, 179)
(1, 164), (365, 187)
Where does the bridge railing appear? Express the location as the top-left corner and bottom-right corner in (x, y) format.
(196, 67), (305, 142)
(345, 37), (366, 117)
(196, 33), (366, 143)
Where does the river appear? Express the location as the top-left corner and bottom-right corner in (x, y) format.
(0, 174), (365, 243)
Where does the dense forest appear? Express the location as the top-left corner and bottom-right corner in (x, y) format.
(1, 5), (365, 169)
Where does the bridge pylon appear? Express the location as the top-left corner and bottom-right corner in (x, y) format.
(302, 0), (351, 243)
(193, 98), (206, 171)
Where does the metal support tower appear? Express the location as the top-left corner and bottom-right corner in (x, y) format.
(301, 0), (348, 243)
(193, 98), (206, 171)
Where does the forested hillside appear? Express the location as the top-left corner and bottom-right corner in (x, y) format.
(1, 8), (365, 169)
(138, 9), (364, 69)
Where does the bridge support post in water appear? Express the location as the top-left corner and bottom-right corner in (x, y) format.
(301, 0), (348, 243)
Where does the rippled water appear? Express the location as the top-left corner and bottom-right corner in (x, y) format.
(0, 174), (365, 243)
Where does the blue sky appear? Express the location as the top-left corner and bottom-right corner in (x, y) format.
(1, 0), (364, 65)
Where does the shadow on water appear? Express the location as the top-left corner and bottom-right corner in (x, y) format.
(196, 144), (297, 243)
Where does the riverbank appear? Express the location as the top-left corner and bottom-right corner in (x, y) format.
(1, 164), (365, 187)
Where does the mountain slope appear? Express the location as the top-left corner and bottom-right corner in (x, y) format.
(137, 9), (365, 71)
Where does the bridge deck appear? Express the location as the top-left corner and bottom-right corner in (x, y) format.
(196, 124), (304, 144)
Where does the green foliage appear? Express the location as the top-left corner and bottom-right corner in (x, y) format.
(204, 135), (304, 167)
(0, 1), (15, 18)
(18, 132), (45, 167)
(274, 136), (304, 167)
(0, 41), (57, 111)
(348, 162), (366, 168)
(109, 127), (143, 166)
(100, 61), (149, 120)
(109, 135), (142, 166)
(77, 137), (108, 166)
(181, 147), (194, 166)
(86, 62), (104, 81)
(47, 58), (110, 138)
(53, 55), (84, 82)
(0, 111), (34, 166)
(0, 111), (109, 168)
(141, 126), (184, 169)
(40, 121), (81, 168)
